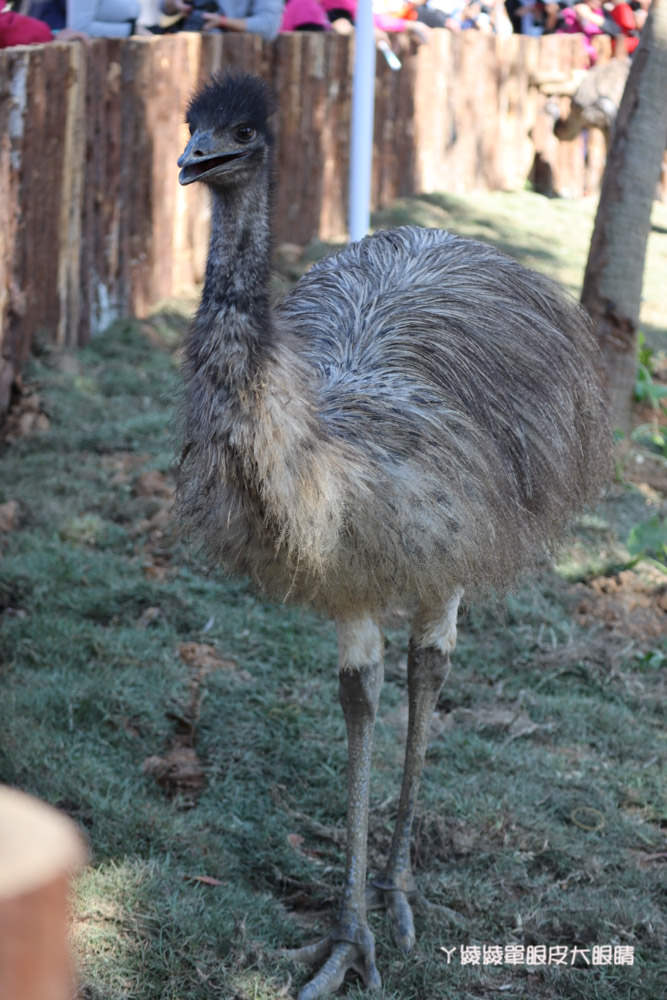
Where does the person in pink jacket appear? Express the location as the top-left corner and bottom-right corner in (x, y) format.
(281, 0), (429, 38)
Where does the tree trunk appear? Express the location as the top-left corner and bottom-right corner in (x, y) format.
(580, 0), (667, 434)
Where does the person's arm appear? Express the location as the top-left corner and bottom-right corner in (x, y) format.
(203, 11), (245, 28)
(68, 0), (139, 35)
(573, 2), (604, 26)
(202, 0), (283, 38)
(57, 26), (89, 37)
(161, 0), (192, 15)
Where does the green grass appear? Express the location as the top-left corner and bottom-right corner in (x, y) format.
(373, 191), (667, 348)
(0, 191), (665, 1000)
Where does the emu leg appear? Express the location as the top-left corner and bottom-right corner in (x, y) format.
(287, 620), (383, 999)
(372, 592), (461, 951)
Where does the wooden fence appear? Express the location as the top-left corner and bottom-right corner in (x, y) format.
(1, 31), (605, 417)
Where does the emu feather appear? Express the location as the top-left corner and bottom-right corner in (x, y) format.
(176, 72), (610, 999)
(180, 221), (608, 617)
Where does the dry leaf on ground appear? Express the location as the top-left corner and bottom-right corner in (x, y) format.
(137, 606), (162, 628)
(0, 500), (19, 532)
(1, 380), (50, 443)
(142, 746), (205, 802)
(101, 452), (150, 485)
(287, 832), (324, 861)
(133, 507), (171, 538)
(184, 874), (225, 887)
(143, 643), (245, 805)
(142, 562), (170, 581)
(178, 642), (239, 676)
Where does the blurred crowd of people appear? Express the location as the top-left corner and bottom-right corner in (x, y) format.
(506, 0), (650, 57)
(0, 0), (652, 62)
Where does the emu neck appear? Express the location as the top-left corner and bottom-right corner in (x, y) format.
(186, 168), (273, 409)
(205, 177), (272, 316)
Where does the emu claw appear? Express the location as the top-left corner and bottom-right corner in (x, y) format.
(285, 926), (381, 999)
(367, 878), (417, 952)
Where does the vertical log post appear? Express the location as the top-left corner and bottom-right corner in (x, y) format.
(0, 786), (88, 1000)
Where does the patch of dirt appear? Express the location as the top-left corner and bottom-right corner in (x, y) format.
(178, 641), (244, 678)
(143, 642), (247, 806)
(134, 469), (175, 500)
(0, 377), (50, 443)
(121, 467), (177, 579)
(622, 450), (667, 495)
(0, 500), (19, 533)
(132, 505), (174, 580)
(142, 746), (205, 803)
(100, 451), (150, 485)
(574, 564), (667, 639)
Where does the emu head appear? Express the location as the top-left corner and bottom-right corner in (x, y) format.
(552, 95), (619, 143)
(178, 72), (274, 188)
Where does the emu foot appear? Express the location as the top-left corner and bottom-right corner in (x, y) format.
(367, 874), (417, 952)
(285, 922), (381, 1000)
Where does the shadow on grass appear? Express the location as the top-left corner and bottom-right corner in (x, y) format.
(374, 190), (569, 273)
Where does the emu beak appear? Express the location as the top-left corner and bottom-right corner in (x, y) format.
(178, 129), (252, 186)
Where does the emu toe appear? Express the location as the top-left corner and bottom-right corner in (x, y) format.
(386, 890), (416, 953)
(367, 881), (416, 952)
(285, 924), (382, 999)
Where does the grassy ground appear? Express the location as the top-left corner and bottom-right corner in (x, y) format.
(0, 191), (665, 1000)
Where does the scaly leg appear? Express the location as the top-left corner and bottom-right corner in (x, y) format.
(372, 590), (462, 951)
(286, 618), (384, 999)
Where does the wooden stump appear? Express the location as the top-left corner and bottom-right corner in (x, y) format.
(0, 786), (88, 1000)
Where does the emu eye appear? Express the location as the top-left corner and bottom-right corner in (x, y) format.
(234, 124), (256, 143)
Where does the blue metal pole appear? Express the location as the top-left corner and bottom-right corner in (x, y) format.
(348, 0), (376, 243)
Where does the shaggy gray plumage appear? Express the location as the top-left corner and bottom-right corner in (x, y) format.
(179, 219), (609, 617)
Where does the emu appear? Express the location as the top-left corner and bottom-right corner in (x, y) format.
(537, 58), (631, 152)
(176, 73), (610, 999)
